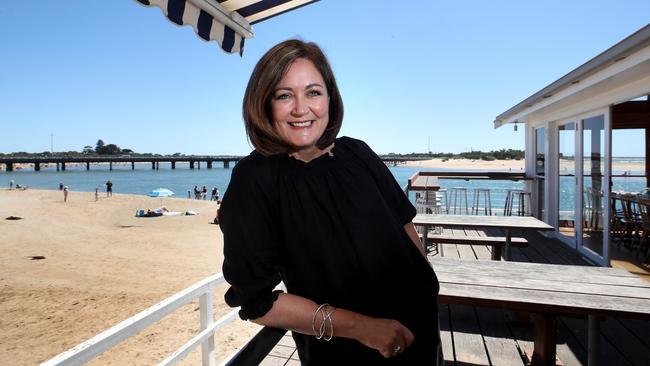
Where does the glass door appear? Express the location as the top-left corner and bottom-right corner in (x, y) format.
(579, 114), (608, 265)
(558, 122), (577, 245)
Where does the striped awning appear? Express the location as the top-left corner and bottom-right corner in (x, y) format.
(135, 0), (319, 55)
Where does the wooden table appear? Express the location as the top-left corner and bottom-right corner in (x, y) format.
(407, 174), (440, 192)
(431, 257), (650, 366)
(413, 214), (555, 260)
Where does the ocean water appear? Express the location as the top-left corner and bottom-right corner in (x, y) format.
(1, 162), (645, 212)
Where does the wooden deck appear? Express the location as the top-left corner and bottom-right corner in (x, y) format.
(259, 229), (650, 366)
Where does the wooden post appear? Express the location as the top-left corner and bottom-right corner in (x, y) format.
(588, 315), (600, 366)
(531, 313), (557, 366)
(131, 162), (135, 170)
(109, 162), (112, 171)
(199, 292), (215, 366)
(224, 161), (229, 169)
(34, 162), (40, 171)
(86, 162), (90, 171)
(646, 128), (649, 188)
(56, 163), (59, 171)
(61, 162), (66, 171)
(190, 161), (195, 169)
(207, 161), (213, 169)
(151, 161), (155, 170)
(171, 161), (176, 170)
(6, 163), (13, 172)
(197, 161), (201, 170)
(156, 162), (159, 170)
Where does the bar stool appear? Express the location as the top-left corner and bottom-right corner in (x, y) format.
(505, 189), (532, 216)
(471, 188), (492, 215)
(448, 187), (469, 215)
(438, 189), (448, 214)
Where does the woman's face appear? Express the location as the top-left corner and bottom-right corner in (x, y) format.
(271, 58), (329, 160)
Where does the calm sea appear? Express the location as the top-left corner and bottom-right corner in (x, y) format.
(1, 161), (645, 211)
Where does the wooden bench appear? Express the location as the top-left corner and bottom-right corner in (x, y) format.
(419, 233), (528, 260)
(431, 257), (650, 366)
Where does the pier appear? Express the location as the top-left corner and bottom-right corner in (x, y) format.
(0, 155), (425, 171)
(0, 156), (243, 172)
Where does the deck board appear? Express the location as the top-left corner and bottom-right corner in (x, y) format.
(260, 225), (650, 365)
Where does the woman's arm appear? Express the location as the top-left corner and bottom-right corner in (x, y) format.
(252, 293), (414, 358)
(404, 222), (426, 257)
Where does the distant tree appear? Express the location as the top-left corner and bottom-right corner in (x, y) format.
(103, 144), (121, 155)
(83, 145), (94, 154)
(95, 139), (105, 152)
(120, 148), (134, 155)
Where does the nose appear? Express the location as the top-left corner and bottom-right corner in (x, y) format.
(291, 95), (308, 116)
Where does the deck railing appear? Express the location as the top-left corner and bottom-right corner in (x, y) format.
(41, 273), (242, 366)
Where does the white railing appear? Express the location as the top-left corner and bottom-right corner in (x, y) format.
(42, 273), (239, 366)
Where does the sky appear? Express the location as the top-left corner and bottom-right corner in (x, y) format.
(1, 1), (649, 156)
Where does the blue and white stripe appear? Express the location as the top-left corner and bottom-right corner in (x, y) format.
(135, 0), (319, 55)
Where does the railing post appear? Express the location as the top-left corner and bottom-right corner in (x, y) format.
(200, 291), (215, 366)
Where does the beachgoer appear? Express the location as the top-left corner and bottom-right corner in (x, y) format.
(63, 186), (69, 202)
(59, 182), (64, 191)
(95, 187), (99, 202)
(193, 185), (199, 200)
(220, 40), (440, 365)
(202, 186), (208, 200)
(215, 188), (220, 203)
(9, 179), (14, 190)
(106, 180), (113, 197)
(211, 187), (217, 201)
(188, 190), (191, 199)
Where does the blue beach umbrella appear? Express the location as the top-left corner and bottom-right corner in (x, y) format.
(147, 188), (174, 207)
(148, 188), (174, 198)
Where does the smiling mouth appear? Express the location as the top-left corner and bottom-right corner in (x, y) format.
(288, 120), (314, 127)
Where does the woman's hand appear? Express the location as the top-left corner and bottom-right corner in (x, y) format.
(251, 293), (414, 358)
(353, 316), (414, 358)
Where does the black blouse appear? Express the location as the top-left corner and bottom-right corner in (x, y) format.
(220, 137), (439, 365)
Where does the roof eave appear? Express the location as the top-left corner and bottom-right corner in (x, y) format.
(494, 23), (650, 129)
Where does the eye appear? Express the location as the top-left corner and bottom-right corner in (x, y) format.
(274, 93), (291, 100)
(307, 90), (322, 97)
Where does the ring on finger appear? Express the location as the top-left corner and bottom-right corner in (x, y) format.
(393, 345), (401, 355)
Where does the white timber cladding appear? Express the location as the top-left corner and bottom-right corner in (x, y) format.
(504, 42), (650, 127)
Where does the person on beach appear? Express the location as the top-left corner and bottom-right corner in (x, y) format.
(95, 187), (99, 202)
(59, 182), (64, 191)
(220, 40), (441, 365)
(9, 179), (14, 190)
(63, 186), (69, 202)
(106, 180), (113, 197)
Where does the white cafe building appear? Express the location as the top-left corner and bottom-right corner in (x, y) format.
(494, 24), (650, 267)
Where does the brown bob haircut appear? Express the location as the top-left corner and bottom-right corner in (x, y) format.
(242, 39), (344, 156)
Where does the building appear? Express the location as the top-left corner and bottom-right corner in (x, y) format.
(494, 24), (650, 266)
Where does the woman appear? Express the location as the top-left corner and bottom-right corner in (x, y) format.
(220, 39), (440, 365)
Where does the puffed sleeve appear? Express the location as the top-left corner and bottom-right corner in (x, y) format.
(220, 154), (283, 320)
(343, 137), (416, 225)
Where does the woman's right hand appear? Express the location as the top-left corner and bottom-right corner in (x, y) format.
(354, 316), (414, 358)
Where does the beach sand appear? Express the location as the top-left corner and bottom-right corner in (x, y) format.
(402, 158), (645, 173)
(402, 158), (525, 170)
(0, 189), (260, 365)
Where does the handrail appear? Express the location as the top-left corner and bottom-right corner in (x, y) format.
(222, 327), (288, 366)
(41, 273), (237, 366)
(413, 171), (528, 179)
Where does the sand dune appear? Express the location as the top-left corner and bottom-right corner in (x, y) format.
(0, 189), (259, 365)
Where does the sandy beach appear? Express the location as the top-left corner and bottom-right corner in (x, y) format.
(0, 189), (260, 365)
(402, 158), (525, 170)
(402, 158), (645, 173)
